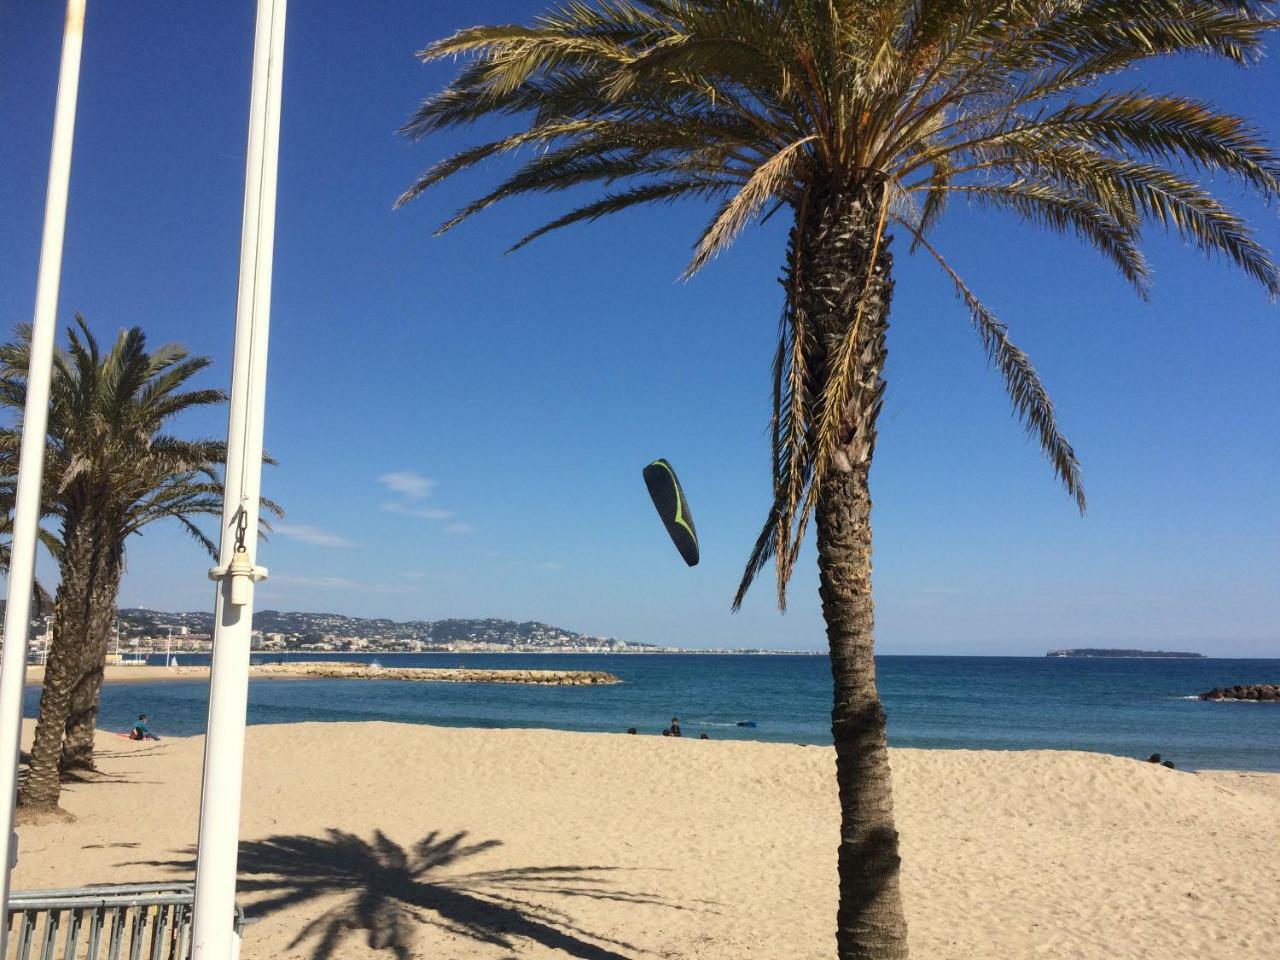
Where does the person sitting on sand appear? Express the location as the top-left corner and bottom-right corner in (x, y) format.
(130, 714), (159, 741)
(670, 716), (682, 737)
(699, 732), (709, 740)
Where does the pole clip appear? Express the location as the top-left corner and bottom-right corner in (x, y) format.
(209, 506), (268, 605)
(209, 549), (269, 606)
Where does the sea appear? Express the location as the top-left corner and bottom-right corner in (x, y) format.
(24, 653), (1280, 772)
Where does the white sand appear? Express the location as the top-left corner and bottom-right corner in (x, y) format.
(27, 664), (235, 686)
(14, 721), (1280, 959)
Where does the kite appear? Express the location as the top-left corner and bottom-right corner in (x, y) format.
(642, 458), (699, 566)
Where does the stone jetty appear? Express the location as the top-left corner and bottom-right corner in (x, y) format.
(249, 662), (620, 686)
(1198, 684), (1280, 702)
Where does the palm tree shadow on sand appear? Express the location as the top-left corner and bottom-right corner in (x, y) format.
(134, 829), (681, 960)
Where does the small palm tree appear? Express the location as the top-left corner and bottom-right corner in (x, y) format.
(398, 2), (1280, 956)
(0, 317), (238, 808)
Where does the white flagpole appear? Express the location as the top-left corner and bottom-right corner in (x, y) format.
(191, 0), (286, 955)
(0, 1), (88, 952)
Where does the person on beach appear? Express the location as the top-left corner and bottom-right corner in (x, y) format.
(130, 714), (159, 741)
(670, 716), (682, 737)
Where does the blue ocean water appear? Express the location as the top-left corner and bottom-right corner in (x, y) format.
(26, 653), (1280, 771)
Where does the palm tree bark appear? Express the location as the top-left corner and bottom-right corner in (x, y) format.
(800, 185), (908, 959)
(60, 555), (121, 772)
(19, 517), (97, 809)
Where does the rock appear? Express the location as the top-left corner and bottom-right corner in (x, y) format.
(250, 662), (620, 686)
(1199, 684), (1280, 702)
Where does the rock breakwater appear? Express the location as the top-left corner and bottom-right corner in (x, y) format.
(251, 662), (620, 686)
(1199, 684), (1279, 702)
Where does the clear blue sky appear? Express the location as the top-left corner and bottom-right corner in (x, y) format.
(2, 1), (1277, 655)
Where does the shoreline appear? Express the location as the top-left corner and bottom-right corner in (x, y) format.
(23, 663), (1278, 772)
(58, 649), (1276, 660)
(40, 714), (1273, 782)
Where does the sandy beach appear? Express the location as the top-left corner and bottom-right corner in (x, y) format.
(26, 664), (243, 687)
(12, 719), (1279, 960)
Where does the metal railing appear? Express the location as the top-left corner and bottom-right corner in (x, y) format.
(5, 884), (245, 960)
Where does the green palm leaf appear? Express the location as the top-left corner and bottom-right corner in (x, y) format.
(399, 0), (1280, 605)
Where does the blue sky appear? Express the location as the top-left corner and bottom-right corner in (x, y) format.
(2, 1), (1277, 656)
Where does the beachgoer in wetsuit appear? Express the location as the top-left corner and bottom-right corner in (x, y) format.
(669, 716), (681, 737)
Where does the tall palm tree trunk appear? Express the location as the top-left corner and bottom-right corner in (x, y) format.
(20, 518), (97, 809)
(60, 557), (121, 772)
(801, 185), (908, 959)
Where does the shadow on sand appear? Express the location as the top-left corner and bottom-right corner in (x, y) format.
(18, 744), (166, 783)
(134, 828), (678, 960)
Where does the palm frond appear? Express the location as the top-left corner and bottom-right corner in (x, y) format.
(685, 136), (815, 276)
(401, 0), (1279, 609)
(507, 178), (726, 251)
(943, 180), (1150, 291)
(904, 224), (1086, 512)
(0, 315), (281, 590)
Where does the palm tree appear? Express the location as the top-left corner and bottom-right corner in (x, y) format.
(397, 2), (1280, 956)
(0, 317), (234, 809)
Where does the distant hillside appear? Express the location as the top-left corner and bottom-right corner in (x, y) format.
(116, 608), (645, 650)
(1046, 648), (1204, 659)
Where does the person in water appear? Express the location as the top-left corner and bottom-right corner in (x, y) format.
(669, 716), (682, 737)
(130, 714), (158, 741)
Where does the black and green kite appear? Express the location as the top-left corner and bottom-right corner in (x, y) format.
(642, 458), (699, 566)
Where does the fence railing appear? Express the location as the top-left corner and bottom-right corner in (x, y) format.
(6, 884), (245, 960)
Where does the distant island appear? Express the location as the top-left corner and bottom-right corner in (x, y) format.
(1046, 648), (1204, 659)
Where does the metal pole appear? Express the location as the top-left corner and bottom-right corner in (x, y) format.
(0, 1), (87, 953)
(191, 0), (285, 956)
